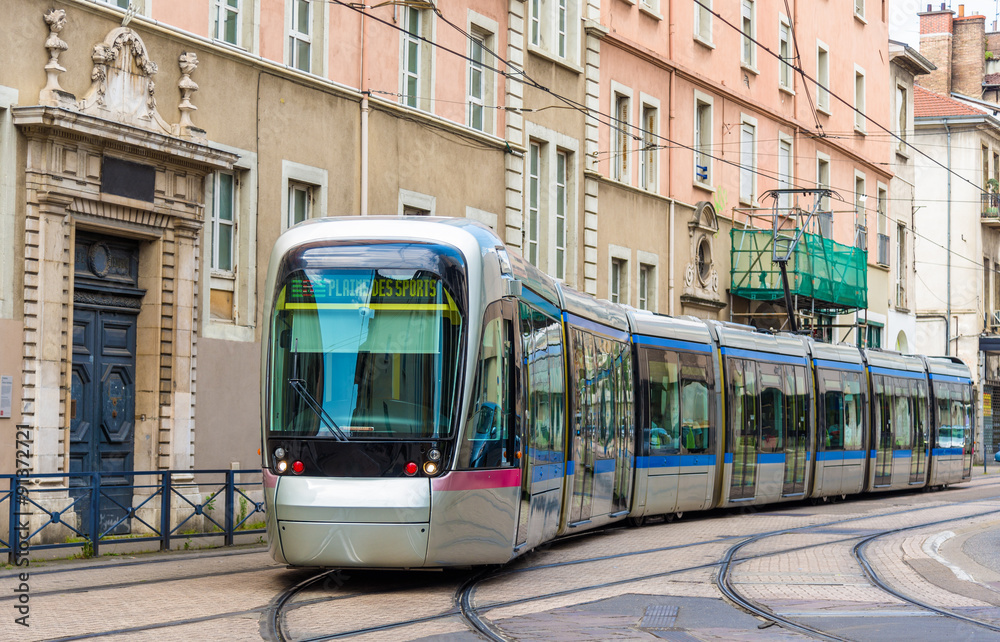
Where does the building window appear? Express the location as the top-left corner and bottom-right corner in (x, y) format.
(896, 222), (907, 308)
(213, 0), (240, 46)
(287, 182), (313, 228)
(741, 0), (756, 70)
(854, 173), (867, 251)
(402, 7), (424, 108)
(896, 85), (907, 153)
(984, 145), (991, 189)
(468, 35), (485, 131)
(288, 0), (311, 72)
(817, 41), (830, 113)
(557, 0), (567, 58)
(527, 0), (579, 63)
(854, 0), (865, 20)
(530, 0), (541, 47)
(816, 153), (831, 236)
(614, 91), (630, 183)
(857, 322), (882, 349)
(777, 136), (793, 214)
(876, 186), (889, 266)
(695, 0), (713, 45)
(211, 172), (236, 273)
(778, 17), (792, 90)
(694, 93), (713, 186)
(99, 0), (130, 8)
(611, 258), (626, 303)
(555, 151), (567, 280)
(639, 264), (652, 310)
(739, 116), (756, 205)
(527, 141), (541, 267)
(640, 104), (657, 191)
(854, 67), (866, 133)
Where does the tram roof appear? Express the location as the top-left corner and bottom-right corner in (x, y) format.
(808, 340), (865, 366)
(627, 311), (713, 346)
(863, 348), (927, 375)
(709, 321), (809, 358)
(559, 286), (630, 335)
(924, 355), (973, 379)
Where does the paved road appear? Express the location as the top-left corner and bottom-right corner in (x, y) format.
(2, 470), (1000, 641)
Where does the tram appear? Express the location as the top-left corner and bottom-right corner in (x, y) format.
(260, 217), (975, 568)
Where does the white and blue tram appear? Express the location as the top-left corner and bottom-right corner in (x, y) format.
(260, 217), (975, 568)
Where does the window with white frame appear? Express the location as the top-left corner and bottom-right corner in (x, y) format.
(555, 151), (567, 280)
(695, 0), (713, 45)
(777, 135), (793, 214)
(527, 0), (579, 63)
(204, 145), (258, 336)
(778, 16), (792, 91)
(638, 263), (654, 310)
(854, 66), (866, 133)
(854, 172), (867, 250)
(399, 189), (436, 216)
(288, 0), (311, 72)
(640, 0), (660, 16)
(896, 222), (907, 308)
(739, 116), (756, 205)
(211, 172), (236, 274)
(288, 182), (312, 228)
(527, 141), (542, 267)
(468, 34), (486, 131)
(613, 90), (631, 183)
(98, 0), (130, 8)
(876, 184), (888, 266)
(694, 92), (713, 186)
(640, 102), (658, 191)
(817, 41), (830, 113)
(816, 153), (831, 236)
(741, 0), (756, 70)
(854, 0), (865, 20)
(281, 160), (327, 232)
(212, 0), (240, 46)
(402, 7), (424, 108)
(611, 258), (626, 303)
(895, 84), (907, 153)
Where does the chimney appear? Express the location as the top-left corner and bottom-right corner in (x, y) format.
(959, 4), (964, 18)
(919, 5), (955, 93)
(953, 12), (986, 97)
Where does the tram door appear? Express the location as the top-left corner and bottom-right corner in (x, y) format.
(728, 359), (758, 500)
(514, 303), (565, 550)
(909, 380), (928, 484)
(873, 376), (893, 487)
(962, 385), (974, 478)
(782, 365), (808, 496)
(569, 330), (597, 526)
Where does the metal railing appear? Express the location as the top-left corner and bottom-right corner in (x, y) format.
(983, 192), (1000, 218)
(1, 469), (265, 563)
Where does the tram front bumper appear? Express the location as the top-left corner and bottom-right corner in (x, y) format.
(274, 477), (431, 568)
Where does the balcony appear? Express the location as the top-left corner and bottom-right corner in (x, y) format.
(983, 193), (1000, 227)
(730, 227), (868, 312)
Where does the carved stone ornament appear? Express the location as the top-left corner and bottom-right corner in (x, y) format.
(682, 201), (723, 306)
(175, 52), (204, 140)
(40, 9), (75, 107)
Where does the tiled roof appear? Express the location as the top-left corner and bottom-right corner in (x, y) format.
(914, 85), (987, 117)
(985, 73), (1000, 86)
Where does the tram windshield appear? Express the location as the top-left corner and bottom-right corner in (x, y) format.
(268, 268), (464, 439)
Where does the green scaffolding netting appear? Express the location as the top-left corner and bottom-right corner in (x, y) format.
(730, 228), (867, 311)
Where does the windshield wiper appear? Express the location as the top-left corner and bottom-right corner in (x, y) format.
(288, 338), (348, 442)
(288, 379), (348, 442)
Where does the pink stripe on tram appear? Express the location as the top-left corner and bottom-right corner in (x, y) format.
(263, 468), (278, 489)
(432, 469), (522, 492)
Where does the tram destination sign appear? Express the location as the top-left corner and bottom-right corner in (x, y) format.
(290, 272), (441, 306)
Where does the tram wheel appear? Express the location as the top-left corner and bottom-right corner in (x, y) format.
(674, 512), (683, 520)
(627, 516), (646, 528)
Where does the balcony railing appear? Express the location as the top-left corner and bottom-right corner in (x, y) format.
(983, 192), (1000, 222)
(876, 233), (890, 266)
(855, 224), (868, 251)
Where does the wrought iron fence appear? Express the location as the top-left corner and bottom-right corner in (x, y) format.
(984, 192), (1000, 218)
(1, 469), (265, 563)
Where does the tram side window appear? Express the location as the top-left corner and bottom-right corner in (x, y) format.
(458, 305), (512, 469)
(819, 370), (844, 450)
(520, 303), (566, 464)
(874, 376), (893, 449)
(913, 380), (928, 452)
(646, 350), (680, 455)
(729, 358), (757, 454)
(680, 353), (711, 454)
(783, 365), (808, 452)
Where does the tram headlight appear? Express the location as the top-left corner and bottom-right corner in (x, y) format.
(423, 461), (439, 476)
(427, 449), (441, 462)
(274, 447), (286, 460)
(275, 460), (288, 474)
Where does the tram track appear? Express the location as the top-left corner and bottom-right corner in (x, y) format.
(717, 500), (1000, 640)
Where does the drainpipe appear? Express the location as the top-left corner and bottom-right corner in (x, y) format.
(946, 123), (952, 354)
(917, 314), (951, 355)
(669, 200), (676, 315)
(359, 10), (369, 216)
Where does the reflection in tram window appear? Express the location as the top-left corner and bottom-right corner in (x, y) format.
(893, 379), (912, 449)
(680, 353), (711, 454)
(758, 367), (784, 454)
(458, 303), (512, 469)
